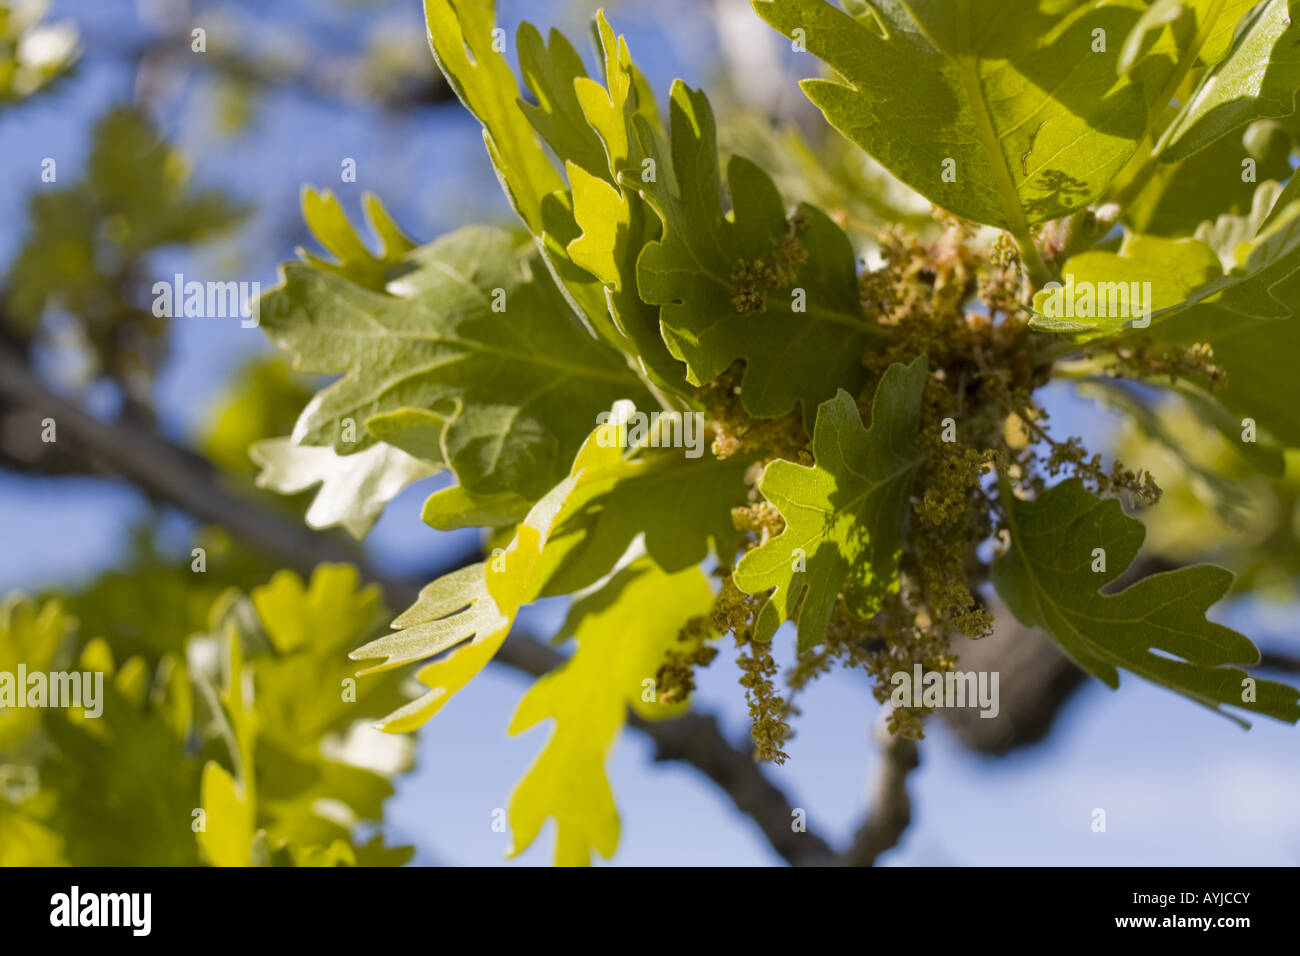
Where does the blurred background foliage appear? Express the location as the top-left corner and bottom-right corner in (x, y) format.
(0, 0), (1297, 866)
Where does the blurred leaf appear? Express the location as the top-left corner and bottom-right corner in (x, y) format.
(719, 111), (934, 239)
(1105, 391), (1300, 596)
(0, 595), (69, 750)
(1126, 125), (1294, 236)
(241, 566), (413, 853)
(56, 525), (279, 664)
(0, 1), (78, 106)
(42, 641), (204, 866)
(198, 760), (256, 867)
(4, 107), (245, 395)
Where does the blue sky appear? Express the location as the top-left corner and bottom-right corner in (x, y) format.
(2, 0), (1297, 866)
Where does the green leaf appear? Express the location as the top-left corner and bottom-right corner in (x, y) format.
(1030, 233), (1223, 335)
(297, 188), (417, 291)
(353, 403), (743, 728)
(992, 477), (1300, 725)
(41, 641), (204, 866)
(419, 482), (534, 531)
(717, 111), (935, 237)
(634, 81), (886, 428)
(516, 23), (612, 191)
(1123, 127), (1293, 236)
(734, 356), (928, 649)
(351, 563), (511, 733)
(250, 437), (438, 539)
(753, 0), (1149, 230)
(423, 0), (565, 236)
(533, 405), (752, 597)
(243, 567), (413, 850)
(349, 415), (651, 732)
(198, 761), (256, 867)
(418, 400), (751, 554)
(0, 596), (69, 750)
(423, 0), (634, 357)
(1119, 1), (1261, 89)
(531, 13), (690, 390)
(1032, 175), (1300, 335)
(507, 560), (714, 866)
(1158, 0), (1300, 162)
(260, 223), (651, 504)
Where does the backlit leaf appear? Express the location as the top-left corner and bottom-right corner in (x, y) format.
(506, 560), (714, 865)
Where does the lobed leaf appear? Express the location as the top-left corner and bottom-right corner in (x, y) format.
(634, 81), (887, 429)
(424, 0), (639, 357)
(506, 560), (714, 866)
(354, 402), (747, 728)
(250, 437), (438, 540)
(260, 222), (651, 505)
(992, 477), (1300, 725)
(734, 356), (928, 649)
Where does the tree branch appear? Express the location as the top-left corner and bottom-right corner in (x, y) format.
(0, 346), (834, 865)
(1259, 650), (1300, 674)
(839, 713), (920, 866)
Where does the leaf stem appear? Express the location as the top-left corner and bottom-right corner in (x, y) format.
(1014, 230), (1055, 289)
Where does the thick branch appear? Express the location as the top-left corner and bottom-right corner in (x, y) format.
(0, 347), (832, 865)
